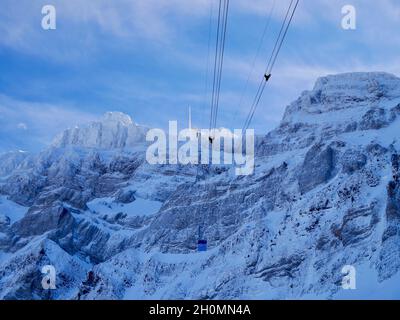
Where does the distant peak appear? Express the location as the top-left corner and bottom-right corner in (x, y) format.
(102, 112), (133, 126)
(313, 72), (400, 91)
(52, 111), (148, 149)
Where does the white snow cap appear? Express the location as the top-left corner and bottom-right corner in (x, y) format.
(53, 112), (148, 149)
(312, 72), (400, 97)
(102, 111), (134, 126)
(282, 72), (400, 124)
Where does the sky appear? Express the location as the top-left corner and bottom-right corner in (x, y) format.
(0, 0), (400, 153)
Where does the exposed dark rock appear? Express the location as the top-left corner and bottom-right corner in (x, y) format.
(341, 149), (367, 174)
(334, 203), (379, 246)
(0, 214), (10, 233)
(12, 205), (74, 238)
(366, 143), (388, 157)
(389, 103), (400, 121)
(359, 108), (388, 130)
(115, 190), (136, 204)
(298, 144), (335, 194)
(255, 255), (304, 282)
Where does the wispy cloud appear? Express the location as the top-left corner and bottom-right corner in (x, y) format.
(0, 94), (97, 152)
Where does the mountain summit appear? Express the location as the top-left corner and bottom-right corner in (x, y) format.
(282, 72), (400, 124)
(52, 111), (148, 149)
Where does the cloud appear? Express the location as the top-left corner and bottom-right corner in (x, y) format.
(2, 0), (399, 67)
(0, 0), (212, 60)
(0, 94), (97, 152)
(17, 122), (28, 130)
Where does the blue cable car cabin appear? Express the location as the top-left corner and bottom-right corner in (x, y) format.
(197, 226), (207, 252)
(197, 239), (207, 252)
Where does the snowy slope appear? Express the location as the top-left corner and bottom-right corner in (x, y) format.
(0, 72), (399, 300)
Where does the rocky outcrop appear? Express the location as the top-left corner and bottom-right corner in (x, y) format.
(341, 149), (367, 174)
(298, 144), (335, 194)
(379, 154), (400, 280)
(333, 203), (379, 246)
(0, 151), (29, 177)
(12, 205), (73, 238)
(359, 108), (389, 130)
(0, 214), (10, 233)
(0, 239), (89, 300)
(114, 190), (136, 204)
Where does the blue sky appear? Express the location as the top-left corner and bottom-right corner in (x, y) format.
(0, 0), (399, 153)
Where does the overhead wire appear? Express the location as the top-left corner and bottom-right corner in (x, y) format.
(234, 0), (276, 126)
(202, 0), (215, 129)
(242, 0), (299, 131)
(209, 0), (223, 132)
(212, 0), (230, 131)
(209, 0), (230, 135)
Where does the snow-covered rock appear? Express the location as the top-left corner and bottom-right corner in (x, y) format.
(52, 112), (148, 149)
(0, 150), (29, 177)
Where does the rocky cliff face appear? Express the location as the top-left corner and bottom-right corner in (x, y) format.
(1, 72), (400, 299)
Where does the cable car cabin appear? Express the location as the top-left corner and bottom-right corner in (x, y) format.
(197, 239), (207, 252)
(197, 225), (207, 252)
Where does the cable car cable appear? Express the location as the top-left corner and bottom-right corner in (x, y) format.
(242, 0), (299, 131)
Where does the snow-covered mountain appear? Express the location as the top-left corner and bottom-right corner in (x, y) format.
(1, 72), (400, 299)
(52, 111), (148, 149)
